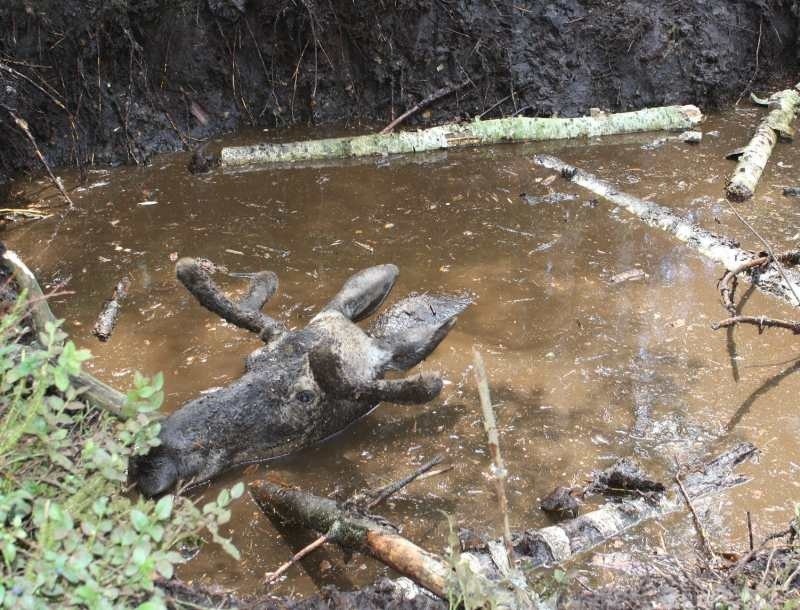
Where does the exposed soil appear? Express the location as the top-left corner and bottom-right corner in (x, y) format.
(1, 0), (799, 190)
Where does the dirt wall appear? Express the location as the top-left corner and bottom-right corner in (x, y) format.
(0, 0), (798, 188)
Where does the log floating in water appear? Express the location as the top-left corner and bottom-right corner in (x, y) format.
(531, 154), (800, 308)
(726, 86), (800, 202)
(221, 105), (703, 168)
(92, 277), (131, 342)
(2, 249), (128, 418)
(250, 443), (755, 604)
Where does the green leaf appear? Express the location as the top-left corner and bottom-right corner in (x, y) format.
(136, 597), (167, 610)
(151, 372), (164, 392)
(53, 367), (70, 392)
(130, 509), (150, 532)
(217, 489), (231, 507)
(155, 557), (174, 579)
(154, 495), (173, 521)
(230, 482), (245, 500)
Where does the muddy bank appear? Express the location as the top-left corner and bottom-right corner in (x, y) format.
(1, 0), (798, 188)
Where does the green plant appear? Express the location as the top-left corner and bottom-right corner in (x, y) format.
(0, 292), (242, 609)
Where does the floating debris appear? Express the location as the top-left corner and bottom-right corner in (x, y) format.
(588, 457), (665, 495)
(641, 137), (667, 150)
(610, 268), (646, 284)
(680, 130), (703, 144)
(137, 200), (158, 206)
(725, 146), (746, 160)
(528, 237), (560, 254)
(540, 486), (580, 520)
(783, 187), (800, 197)
(521, 192), (576, 206)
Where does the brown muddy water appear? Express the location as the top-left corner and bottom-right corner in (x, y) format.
(6, 109), (800, 597)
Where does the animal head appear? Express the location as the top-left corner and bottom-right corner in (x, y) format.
(130, 258), (468, 496)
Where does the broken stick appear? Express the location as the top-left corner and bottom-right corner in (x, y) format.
(251, 479), (452, 599)
(726, 85), (800, 202)
(92, 277), (131, 342)
(473, 348), (514, 564)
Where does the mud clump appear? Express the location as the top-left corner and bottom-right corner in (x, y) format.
(1, 1), (798, 188)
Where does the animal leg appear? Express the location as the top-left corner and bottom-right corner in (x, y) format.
(235, 270), (278, 312)
(322, 264), (398, 322)
(177, 258), (285, 341)
(308, 344), (442, 404)
(358, 374), (443, 404)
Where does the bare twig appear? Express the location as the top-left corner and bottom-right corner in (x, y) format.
(380, 78), (473, 134)
(675, 464), (716, 560)
(360, 454), (445, 508)
(725, 200), (800, 307)
(1, 105), (74, 208)
(473, 347), (514, 565)
(712, 315), (800, 334)
(731, 527), (794, 575)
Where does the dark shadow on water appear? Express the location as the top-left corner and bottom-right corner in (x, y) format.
(725, 283), (755, 383)
(725, 357), (800, 433)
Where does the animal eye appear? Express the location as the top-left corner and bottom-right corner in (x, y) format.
(295, 390), (316, 404)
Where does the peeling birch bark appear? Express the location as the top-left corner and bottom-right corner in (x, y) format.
(221, 105), (703, 168)
(532, 155), (800, 308)
(726, 86), (800, 202)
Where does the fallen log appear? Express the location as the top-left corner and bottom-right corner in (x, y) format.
(263, 455), (446, 585)
(92, 276), (131, 342)
(726, 86), (800, 202)
(250, 479), (453, 600)
(2, 249), (128, 418)
(531, 154), (800, 308)
(221, 105), (702, 168)
(250, 443), (755, 605)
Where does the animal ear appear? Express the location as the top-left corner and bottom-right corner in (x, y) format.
(321, 264), (399, 322)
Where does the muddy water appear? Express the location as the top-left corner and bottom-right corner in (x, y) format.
(6, 110), (800, 597)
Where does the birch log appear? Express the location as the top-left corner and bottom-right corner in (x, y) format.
(2, 249), (128, 418)
(726, 85), (800, 202)
(531, 155), (800, 308)
(222, 105), (702, 168)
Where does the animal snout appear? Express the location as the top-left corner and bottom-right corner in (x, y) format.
(129, 446), (180, 498)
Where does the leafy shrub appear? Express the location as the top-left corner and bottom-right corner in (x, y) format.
(0, 293), (241, 609)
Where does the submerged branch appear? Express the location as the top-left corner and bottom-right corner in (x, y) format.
(531, 154), (800, 309)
